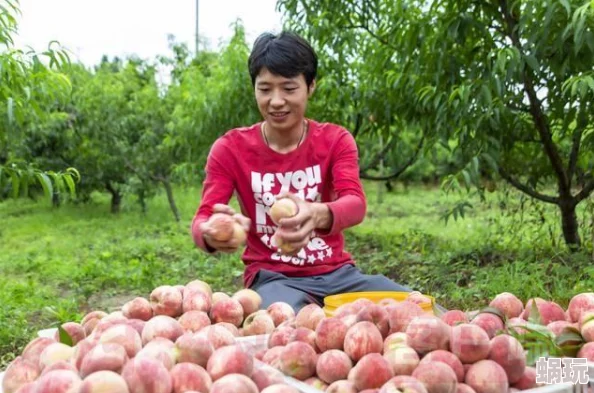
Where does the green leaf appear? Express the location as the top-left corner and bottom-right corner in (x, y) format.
(35, 172), (54, 201)
(58, 325), (73, 346)
(7, 96), (14, 124)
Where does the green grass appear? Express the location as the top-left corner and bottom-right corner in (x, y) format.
(0, 180), (592, 368)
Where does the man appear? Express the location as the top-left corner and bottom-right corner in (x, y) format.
(191, 31), (414, 312)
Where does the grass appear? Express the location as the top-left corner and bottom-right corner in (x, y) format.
(0, 180), (592, 368)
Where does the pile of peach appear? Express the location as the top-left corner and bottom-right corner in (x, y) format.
(3, 280), (594, 393)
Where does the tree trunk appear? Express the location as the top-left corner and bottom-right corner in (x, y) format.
(162, 179), (180, 222)
(138, 189), (147, 214)
(105, 181), (122, 214)
(559, 198), (581, 251)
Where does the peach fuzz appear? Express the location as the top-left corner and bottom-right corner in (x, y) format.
(357, 304), (390, 338)
(141, 315), (184, 345)
(487, 334), (526, 384)
(121, 356), (172, 393)
(568, 292), (594, 323)
(441, 310), (469, 327)
(470, 313), (504, 339)
(385, 301), (425, 334)
(315, 316), (348, 352)
(195, 324), (236, 349)
(450, 323), (491, 364)
(383, 346), (420, 376)
(243, 310), (275, 336)
(21, 337), (54, 369)
(174, 332), (214, 367)
(210, 373), (259, 393)
(316, 349), (353, 384)
(412, 361), (457, 393)
(465, 360), (508, 393)
(420, 350), (465, 382)
(350, 353), (394, 390)
(207, 344), (254, 380)
(121, 297), (153, 321)
(344, 321), (384, 362)
(489, 292), (524, 319)
(79, 342), (128, 378)
(295, 303), (325, 330)
(185, 279), (213, 296)
(78, 370), (129, 393)
(1, 357), (39, 393)
(98, 323), (142, 358)
(182, 289), (211, 313)
(209, 297), (244, 327)
(232, 288), (262, 318)
(150, 285), (183, 317)
(178, 310), (211, 332)
(170, 362), (213, 393)
(279, 341), (318, 380)
(405, 315), (450, 355)
(38, 342), (75, 371)
(267, 301), (296, 326)
(34, 369), (81, 393)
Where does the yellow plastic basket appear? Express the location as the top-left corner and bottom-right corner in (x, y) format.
(323, 291), (435, 316)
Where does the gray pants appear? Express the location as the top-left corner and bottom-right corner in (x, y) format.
(249, 263), (414, 312)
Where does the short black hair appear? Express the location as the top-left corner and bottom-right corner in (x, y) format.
(248, 31), (318, 87)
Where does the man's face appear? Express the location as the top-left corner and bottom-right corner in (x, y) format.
(254, 68), (314, 131)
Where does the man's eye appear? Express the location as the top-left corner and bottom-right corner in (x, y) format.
(258, 88), (270, 93)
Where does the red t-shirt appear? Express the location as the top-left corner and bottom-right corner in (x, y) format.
(191, 119), (367, 288)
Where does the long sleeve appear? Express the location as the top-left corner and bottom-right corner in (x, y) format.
(191, 138), (236, 252)
(319, 130), (367, 236)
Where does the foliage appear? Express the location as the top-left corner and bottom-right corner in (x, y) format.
(277, 0), (594, 250)
(0, 0), (78, 201)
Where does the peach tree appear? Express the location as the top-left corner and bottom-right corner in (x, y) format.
(278, 0), (594, 250)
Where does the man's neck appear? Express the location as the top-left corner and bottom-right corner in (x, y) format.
(263, 120), (307, 153)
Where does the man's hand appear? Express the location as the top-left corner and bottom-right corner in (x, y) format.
(200, 204), (251, 253)
(273, 192), (332, 255)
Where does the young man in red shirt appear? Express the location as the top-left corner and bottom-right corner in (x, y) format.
(191, 31), (414, 311)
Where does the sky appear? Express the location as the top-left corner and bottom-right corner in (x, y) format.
(12, 0), (285, 67)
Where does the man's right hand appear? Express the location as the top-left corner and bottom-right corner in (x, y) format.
(200, 204), (251, 253)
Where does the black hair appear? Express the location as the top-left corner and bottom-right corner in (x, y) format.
(248, 31), (318, 88)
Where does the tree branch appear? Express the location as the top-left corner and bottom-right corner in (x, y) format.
(575, 179), (594, 204)
(352, 113), (363, 139)
(360, 138), (396, 173)
(498, 167), (559, 204)
(360, 136), (425, 181)
(499, 0), (570, 193)
(342, 23), (398, 51)
(567, 127), (584, 189)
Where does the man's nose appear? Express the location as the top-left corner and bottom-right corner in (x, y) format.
(270, 91), (285, 107)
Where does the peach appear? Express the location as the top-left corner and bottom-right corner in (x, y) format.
(465, 360), (508, 393)
(89, 318), (127, 341)
(379, 298), (400, 307)
(383, 346), (419, 376)
(72, 338), (96, 370)
(344, 321), (384, 362)
(470, 313), (504, 339)
(251, 365), (286, 390)
(125, 319), (146, 336)
(243, 310), (275, 336)
(261, 385), (300, 393)
(279, 341), (318, 380)
(288, 327), (318, 351)
(185, 279), (213, 296)
(232, 288), (262, 317)
(357, 304), (390, 338)
(21, 337), (55, 368)
(79, 342), (128, 377)
(216, 321), (241, 337)
(412, 361), (457, 393)
(178, 310), (211, 332)
(150, 285), (183, 317)
(487, 334), (526, 384)
(450, 323), (491, 364)
(316, 349), (353, 384)
(195, 324), (235, 349)
(182, 288), (212, 313)
(78, 370), (129, 393)
(441, 310), (468, 327)
(207, 344), (254, 380)
(341, 314), (358, 329)
(270, 197), (298, 224)
(121, 356), (172, 393)
(212, 291), (231, 305)
(54, 322), (86, 345)
(581, 319), (594, 342)
(456, 384), (477, 393)
(511, 366), (538, 390)
(141, 315), (184, 345)
(304, 376), (328, 390)
(170, 362), (213, 393)
(506, 317), (528, 335)
(135, 339), (176, 370)
(267, 302), (296, 326)
(523, 299), (567, 325)
(1, 357), (39, 393)
(268, 325), (295, 347)
(295, 303), (325, 330)
(174, 332), (214, 367)
(98, 323), (142, 358)
(385, 302), (425, 334)
(406, 291), (432, 305)
(380, 375), (428, 393)
(39, 360), (77, 375)
(13, 382), (37, 393)
(334, 303), (359, 318)
(121, 297), (153, 321)
(38, 342), (75, 371)
(207, 213), (236, 241)
(33, 369), (81, 393)
(262, 346), (284, 368)
(420, 350), (464, 382)
(546, 320), (573, 337)
(350, 353), (394, 390)
(489, 293), (524, 319)
(210, 373), (259, 393)
(577, 341), (594, 361)
(210, 298), (244, 327)
(568, 292), (594, 323)
(315, 316), (348, 352)
(326, 380), (358, 393)
(80, 311), (108, 335)
(383, 332), (409, 353)
(406, 315), (450, 355)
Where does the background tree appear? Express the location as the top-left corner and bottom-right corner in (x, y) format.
(277, 0), (594, 249)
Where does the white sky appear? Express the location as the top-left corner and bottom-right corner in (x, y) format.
(12, 0), (285, 67)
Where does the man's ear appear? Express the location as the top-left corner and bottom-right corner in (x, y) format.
(308, 79), (316, 96)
